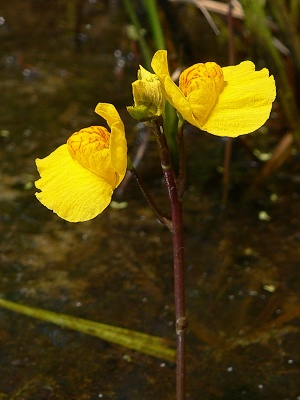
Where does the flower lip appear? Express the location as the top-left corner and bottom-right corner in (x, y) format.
(179, 62), (224, 97)
(66, 126), (119, 188)
(67, 126), (110, 156)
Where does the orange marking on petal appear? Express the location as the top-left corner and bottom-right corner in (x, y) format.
(179, 62), (224, 97)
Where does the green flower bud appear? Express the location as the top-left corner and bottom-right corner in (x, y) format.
(127, 66), (165, 121)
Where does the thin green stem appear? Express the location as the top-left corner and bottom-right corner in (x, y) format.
(121, 0), (152, 69)
(127, 158), (172, 230)
(143, 0), (166, 50)
(143, 0), (179, 166)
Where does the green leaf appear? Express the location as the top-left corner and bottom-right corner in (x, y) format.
(0, 298), (175, 362)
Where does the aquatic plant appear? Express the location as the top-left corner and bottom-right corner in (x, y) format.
(34, 49), (275, 400)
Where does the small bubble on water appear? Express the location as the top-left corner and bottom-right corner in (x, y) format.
(122, 354), (132, 362)
(249, 290), (258, 296)
(160, 363), (166, 368)
(287, 359), (294, 364)
(23, 127), (32, 137)
(118, 59), (125, 68)
(0, 16), (5, 25)
(227, 366), (233, 372)
(114, 49), (122, 58)
(5, 56), (15, 66)
(258, 384), (264, 390)
(23, 69), (31, 77)
(98, 394), (103, 398)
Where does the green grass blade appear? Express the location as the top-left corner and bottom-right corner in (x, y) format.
(0, 298), (175, 362)
(143, 0), (166, 50)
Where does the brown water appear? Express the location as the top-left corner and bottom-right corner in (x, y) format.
(1, 1), (300, 399)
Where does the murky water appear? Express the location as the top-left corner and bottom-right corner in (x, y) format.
(1, 1), (300, 399)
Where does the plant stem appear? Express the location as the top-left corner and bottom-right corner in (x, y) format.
(127, 159), (172, 230)
(143, 0), (166, 50)
(121, 0), (152, 69)
(176, 119), (186, 200)
(155, 118), (187, 400)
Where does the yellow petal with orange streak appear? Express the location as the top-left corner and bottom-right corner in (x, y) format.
(202, 61), (276, 137)
(35, 144), (113, 222)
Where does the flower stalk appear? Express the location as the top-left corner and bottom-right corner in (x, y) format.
(154, 117), (187, 400)
(127, 157), (172, 230)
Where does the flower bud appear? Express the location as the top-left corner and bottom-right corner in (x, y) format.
(127, 66), (165, 121)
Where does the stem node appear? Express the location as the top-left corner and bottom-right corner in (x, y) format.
(176, 317), (188, 335)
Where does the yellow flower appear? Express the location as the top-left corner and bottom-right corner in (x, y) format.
(127, 65), (165, 120)
(35, 103), (127, 222)
(151, 50), (276, 137)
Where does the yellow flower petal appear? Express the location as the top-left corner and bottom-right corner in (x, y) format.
(202, 61), (276, 136)
(95, 103), (127, 181)
(35, 104), (127, 223)
(35, 145), (113, 222)
(151, 50), (193, 121)
(151, 50), (276, 137)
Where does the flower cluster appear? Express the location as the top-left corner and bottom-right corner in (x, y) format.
(35, 50), (276, 222)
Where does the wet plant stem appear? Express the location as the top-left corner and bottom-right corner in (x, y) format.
(127, 159), (172, 230)
(154, 117), (187, 400)
(176, 120), (186, 200)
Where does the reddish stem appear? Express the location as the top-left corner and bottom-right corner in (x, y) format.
(155, 119), (187, 400)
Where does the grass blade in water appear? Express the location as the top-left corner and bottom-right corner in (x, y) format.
(0, 298), (175, 362)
